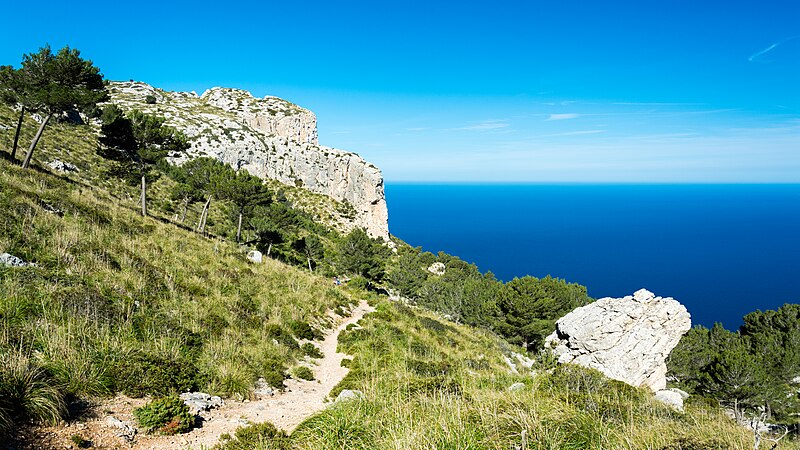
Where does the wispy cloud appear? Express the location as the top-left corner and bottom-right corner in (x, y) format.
(749, 36), (800, 63)
(452, 120), (510, 131)
(611, 102), (702, 106)
(546, 113), (580, 121)
(541, 129), (606, 137)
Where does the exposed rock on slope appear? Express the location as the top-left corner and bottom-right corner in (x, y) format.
(106, 81), (389, 239)
(544, 288), (691, 391)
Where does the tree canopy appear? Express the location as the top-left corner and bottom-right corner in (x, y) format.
(668, 304), (800, 426)
(99, 106), (188, 216)
(337, 228), (391, 283)
(496, 275), (591, 350)
(19, 45), (107, 168)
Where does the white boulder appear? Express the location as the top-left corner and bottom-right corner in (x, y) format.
(544, 289), (691, 392)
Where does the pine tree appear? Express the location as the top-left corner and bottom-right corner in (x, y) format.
(218, 170), (271, 242)
(20, 45), (107, 169)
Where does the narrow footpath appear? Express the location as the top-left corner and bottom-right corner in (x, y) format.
(49, 300), (374, 450)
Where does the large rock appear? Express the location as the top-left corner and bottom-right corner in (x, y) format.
(544, 289), (691, 391)
(106, 81), (389, 240)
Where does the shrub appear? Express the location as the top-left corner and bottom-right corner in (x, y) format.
(264, 324), (298, 349)
(292, 366), (314, 381)
(405, 376), (463, 397)
(110, 352), (202, 397)
(659, 436), (732, 450)
(144, 95), (157, 104)
(300, 343), (323, 359)
(250, 356), (288, 391)
(288, 320), (320, 340)
(419, 316), (454, 334)
(133, 396), (195, 435)
(214, 421), (290, 449)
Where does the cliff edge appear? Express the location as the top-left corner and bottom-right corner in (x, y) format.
(107, 81), (389, 239)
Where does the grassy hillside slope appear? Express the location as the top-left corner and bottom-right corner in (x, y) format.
(0, 153), (352, 435)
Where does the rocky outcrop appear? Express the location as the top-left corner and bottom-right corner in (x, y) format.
(106, 81), (389, 239)
(544, 289), (691, 392)
(202, 88), (318, 146)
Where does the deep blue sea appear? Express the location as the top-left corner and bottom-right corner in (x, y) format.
(384, 183), (800, 329)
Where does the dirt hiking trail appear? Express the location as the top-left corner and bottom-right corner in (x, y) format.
(46, 300), (374, 449)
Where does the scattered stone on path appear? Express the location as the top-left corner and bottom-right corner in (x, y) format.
(104, 416), (137, 443)
(180, 392), (224, 414)
(254, 378), (275, 398)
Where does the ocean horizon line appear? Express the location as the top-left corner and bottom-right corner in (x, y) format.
(385, 180), (800, 186)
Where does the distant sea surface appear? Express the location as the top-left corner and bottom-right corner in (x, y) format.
(384, 183), (800, 329)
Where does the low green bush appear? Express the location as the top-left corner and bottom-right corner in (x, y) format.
(292, 366), (314, 381)
(264, 324), (299, 349)
(110, 352), (202, 397)
(70, 434), (91, 448)
(300, 343), (323, 359)
(214, 421), (290, 449)
(288, 320), (321, 340)
(133, 396), (195, 435)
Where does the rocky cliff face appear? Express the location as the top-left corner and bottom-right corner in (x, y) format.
(106, 81), (389, 239)
(544, 289), (691, 392)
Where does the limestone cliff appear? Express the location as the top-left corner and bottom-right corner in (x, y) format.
(106, 81), (389, 239)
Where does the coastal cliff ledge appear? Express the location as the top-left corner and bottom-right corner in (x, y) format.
(107, 81), (389, 240)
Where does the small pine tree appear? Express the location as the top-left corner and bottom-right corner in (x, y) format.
(20, 45), (107, 169)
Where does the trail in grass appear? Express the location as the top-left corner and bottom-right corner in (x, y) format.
(61, 300), (374, 450)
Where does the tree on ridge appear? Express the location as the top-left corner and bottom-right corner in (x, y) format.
(20, 45), (107, 169)
(99, 106), (189, 216)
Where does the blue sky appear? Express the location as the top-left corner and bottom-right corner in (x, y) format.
(2, 0), (799, 182)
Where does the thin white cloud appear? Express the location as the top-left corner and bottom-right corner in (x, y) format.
(612, 102), (702, 106)
(543, 129), (606, 137)
(749, 36), (800, 62)
(546, 113), (580, 121)
(452, 120), (510, 131)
